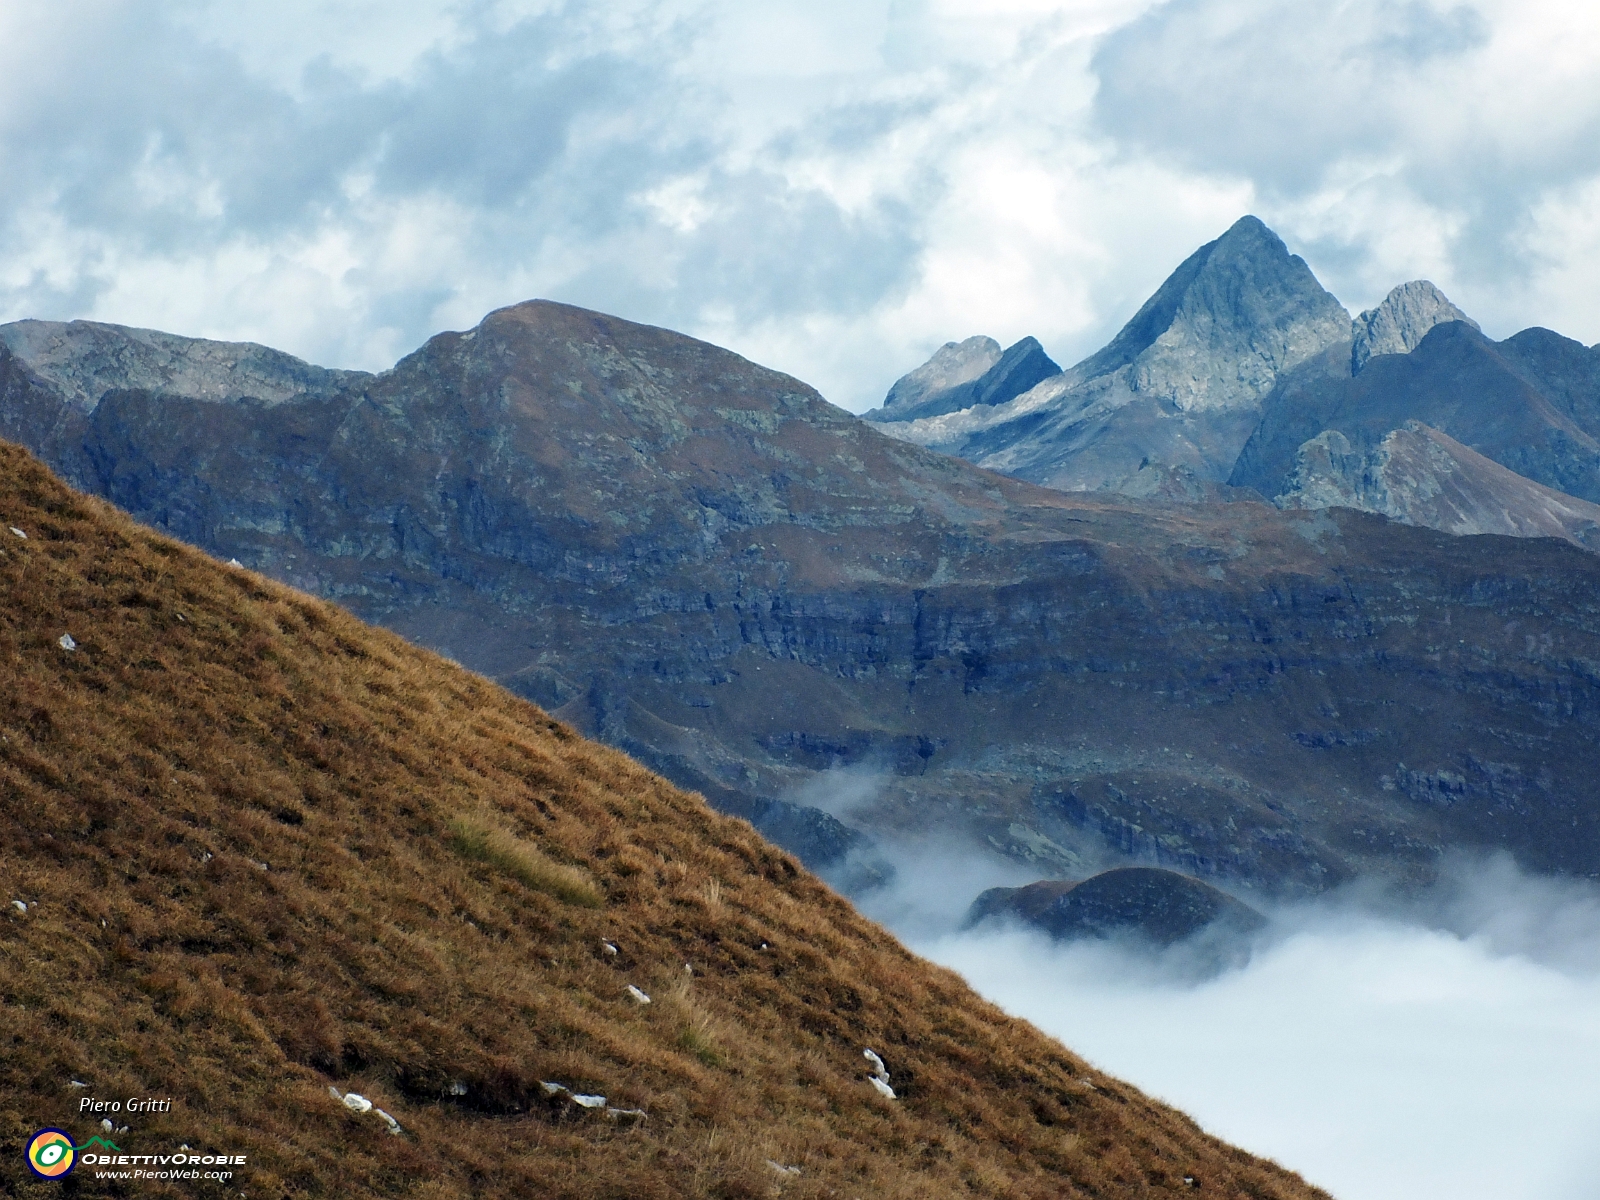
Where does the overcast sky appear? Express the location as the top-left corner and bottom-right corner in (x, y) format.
(3, 0), (1598, 410)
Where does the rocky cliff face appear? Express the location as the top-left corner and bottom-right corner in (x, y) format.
(6, 301), (1600, 899)
(874, 216), (1352, 493)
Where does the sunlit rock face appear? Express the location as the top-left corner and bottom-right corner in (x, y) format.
(873, 216), (1352, 494)
(7, 300), (1600, 899)
(877, 335), (1000, 416)
(1277, 422), (1600, 551)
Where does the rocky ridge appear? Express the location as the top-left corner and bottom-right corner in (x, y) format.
(5, 301), (1600, 902)
(1278, 421), (1600, 550)
(874, 222), (1600, 555)
(870, 336), (1060, 423)
(1350, 280), (1479, 375)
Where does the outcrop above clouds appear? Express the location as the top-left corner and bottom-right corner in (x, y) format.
(872, 216), (1352, 492)
(0, 443), (1332, 1199)
(966, 867), (1266, 947)
(7, 301), (1600, 902)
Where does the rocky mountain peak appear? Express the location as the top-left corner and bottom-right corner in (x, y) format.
(873, 217), (1352, 493)
(1351, 280), (1478, 374)
(882, 335), (1000, 413)
(1065, 215), (1350, 409)
(871, 334), (1059, 423)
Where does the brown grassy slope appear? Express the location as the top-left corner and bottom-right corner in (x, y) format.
(0, 441), (1330, 1199)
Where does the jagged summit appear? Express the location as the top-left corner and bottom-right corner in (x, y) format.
(1063, 215), (1348, 405)
(881, 334), (999, 413)
(1351, 280), (1478, 374)
(1234, 319), (1600, 506)
(873, 335), (1060, 423)
(876, 215), (1351, 491)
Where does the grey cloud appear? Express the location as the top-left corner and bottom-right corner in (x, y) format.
(1090, 0), (1494, 190)
(1089, 0), (1600, 311)
(1357, 2), (1489, 63)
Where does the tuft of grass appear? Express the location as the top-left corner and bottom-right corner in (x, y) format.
(447, 815), (603, 907)
(676, 1016), (723, 1068)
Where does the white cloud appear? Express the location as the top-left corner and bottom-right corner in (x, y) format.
(887, 856), (1600, 1200)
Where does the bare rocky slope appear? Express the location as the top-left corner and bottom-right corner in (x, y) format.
(5, 303), (1600, 904)
(0, 443), (1331, 1199)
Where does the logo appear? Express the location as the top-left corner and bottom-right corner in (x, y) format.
(26, 1128), (77, 1179)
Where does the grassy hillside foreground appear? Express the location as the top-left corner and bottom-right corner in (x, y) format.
(0, 441), (1329, 1198)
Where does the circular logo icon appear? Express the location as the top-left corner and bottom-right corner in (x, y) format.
(27, 1128), (76, 1178)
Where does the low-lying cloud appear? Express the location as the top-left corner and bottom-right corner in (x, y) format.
(848, 840), (1600, 1200)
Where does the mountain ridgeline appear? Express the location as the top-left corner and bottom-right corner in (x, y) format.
(873, 219), (1600, 553)
(4, 229), (1600, 910)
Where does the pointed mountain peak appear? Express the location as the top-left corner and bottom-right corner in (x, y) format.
(968, 337), (1060, 408)
(882, 335), (1001, 412)
(1351, 280), (1478, 374)
(1062, 214), (1350, 387)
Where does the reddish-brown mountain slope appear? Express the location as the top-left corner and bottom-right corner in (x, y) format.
(0, 442), (1327, 1198)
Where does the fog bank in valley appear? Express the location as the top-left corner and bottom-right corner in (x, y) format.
(845, 838), (1600, 1200)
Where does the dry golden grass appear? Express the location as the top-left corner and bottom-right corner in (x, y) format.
(446, 812), (604, 908)
(0, 441), (1332, 1199)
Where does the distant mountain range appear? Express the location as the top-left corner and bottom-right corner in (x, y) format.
(870, 217), (1600, 552)
(5, 260), (1600, 906)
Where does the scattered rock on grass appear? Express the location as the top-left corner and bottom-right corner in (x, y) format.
(540, 1081), (647, 1121)
(863, 1048), (896, 1099)
(625, 984), (651, 1004)
(374, 1108), (404, 1136)
(58, 633), (76, 651)
(10, 900), (26, 914)
(9, 526), (25, 538)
